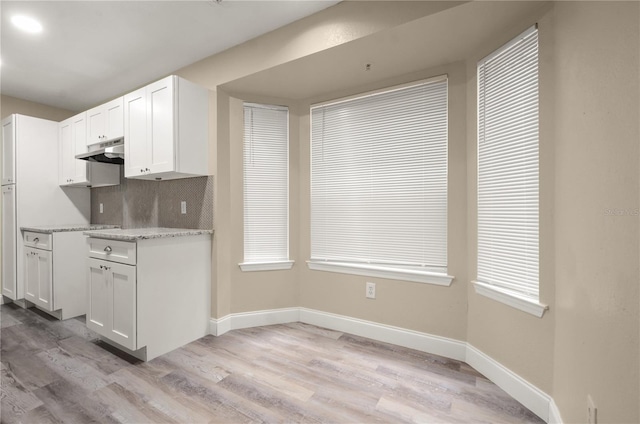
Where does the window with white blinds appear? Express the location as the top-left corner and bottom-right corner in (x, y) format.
(309, 78), (450, 285)
(241, 103), (291, 270)
(476, 26), (541, 307)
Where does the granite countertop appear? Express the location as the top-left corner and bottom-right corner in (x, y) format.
(83, 227), (213, 241)
(21, 224), (120, 233)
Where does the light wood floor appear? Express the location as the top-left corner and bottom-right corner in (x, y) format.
(1, 303), (543, 423)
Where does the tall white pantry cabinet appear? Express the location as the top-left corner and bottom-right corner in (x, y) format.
(0, 114), (90, 302)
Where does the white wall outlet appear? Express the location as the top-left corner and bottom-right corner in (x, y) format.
(366, 282), (376, 299)
(181, 201), (187, 214)
(587, 395), (597, 424)
(99, 203), (103, 214)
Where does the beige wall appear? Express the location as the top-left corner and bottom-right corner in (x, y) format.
(218, 2), (640, 421)
(297, 62), (468, 340)
(551, 2), (639, 423)
(181, 1), (458, 318)
(184, 2), (639, 422)
(1, 95), (75, 121)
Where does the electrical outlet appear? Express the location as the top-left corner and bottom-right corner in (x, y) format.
(181, 201), (187, 214)
(366, 282), (376, 299)
(587, 395), (597, 424)
(99, 203), (103, 214)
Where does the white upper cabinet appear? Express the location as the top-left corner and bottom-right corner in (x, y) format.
(86, 97), (124, 146)
(123, 88), (147, 178)
(59, 112), (119, 187)
(124, 75), (209, 180)
(59, 112), (89, 186)
(2, 117), (15, 185)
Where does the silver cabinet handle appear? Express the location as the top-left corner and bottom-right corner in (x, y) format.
(33, 237), (39, 243)
(104, 246), (112, 253)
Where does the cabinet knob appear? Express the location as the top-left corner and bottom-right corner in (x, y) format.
(104, 246), (112, 253)
(33, 238), (39, 243)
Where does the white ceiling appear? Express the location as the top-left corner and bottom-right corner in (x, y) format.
(0, 0), (339, 112)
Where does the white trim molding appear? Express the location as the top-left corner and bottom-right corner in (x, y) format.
(307, 260), (454, 286)
(210, 307), (300, 336)
(239, 260), (294, 272)
(472, 280), (549, 318)
(208, 307), (559, 423)
(548, 399), (564, 424)
(298, 308), (467, 361)
(466, 344), (553, 422)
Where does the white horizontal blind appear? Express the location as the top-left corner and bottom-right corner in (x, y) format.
(311, 78), (448, 273)
(477, 26), (539, 300)
(243, 103), (289, 263)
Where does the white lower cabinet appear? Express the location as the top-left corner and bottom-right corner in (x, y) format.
(24, 246), (53, 311)
(22, 230), (88, 320)
(85, 234), (211, 361)
(87, 258), (136, 350)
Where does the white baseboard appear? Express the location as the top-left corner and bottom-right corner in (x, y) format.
(548, 399), (563, 424)
(210, 307), (299, 336)
(299, 307), (467, 362)
(209, 307), (559, 423)
(466, 344), (552, 422)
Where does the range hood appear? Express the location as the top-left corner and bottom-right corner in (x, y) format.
(76, 139), (124, 165)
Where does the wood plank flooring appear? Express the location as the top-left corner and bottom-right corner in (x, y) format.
(1, 304), (544, 423)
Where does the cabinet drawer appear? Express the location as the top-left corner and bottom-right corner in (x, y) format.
(23, 232), (52, 250)
(88, 238), (136, 265)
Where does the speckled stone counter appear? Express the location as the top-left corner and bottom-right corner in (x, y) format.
(83, 227), (213, 241)
(21, 224), (120, 233)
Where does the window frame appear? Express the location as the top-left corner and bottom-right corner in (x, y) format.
(307, 76), (453, 286)
(472, 25), (548, 317)
(239, 102), (293, 272)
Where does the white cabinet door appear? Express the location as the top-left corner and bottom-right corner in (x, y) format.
(87, 97), (124, 146)
(24, 247), (38, 303)
(86, 106), (105, 146)
(147, 77), (174, 175)
(1, 186), (16, 299)
(109, 261), (137, 350)
(104, 97), (124, 141)
(124, 88), (148, 178)
(87, 258), (109, 336)
(71, 113), (89, 184)
(59, 118), (74, 185)
(2, 117), (15, 185)
(59, 113), (89, 186)
(24, 247), (53, 311)
(87, 258), (136, 350)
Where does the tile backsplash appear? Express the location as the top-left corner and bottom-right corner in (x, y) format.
(91, 168), (214, 230)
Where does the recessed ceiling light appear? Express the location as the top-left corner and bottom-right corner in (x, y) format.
(11, 15), (43, 34)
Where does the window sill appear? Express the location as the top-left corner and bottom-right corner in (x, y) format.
(307, 260), (454, 286)
(472, 281), (548, 318)
(239, 261), (295, 272)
